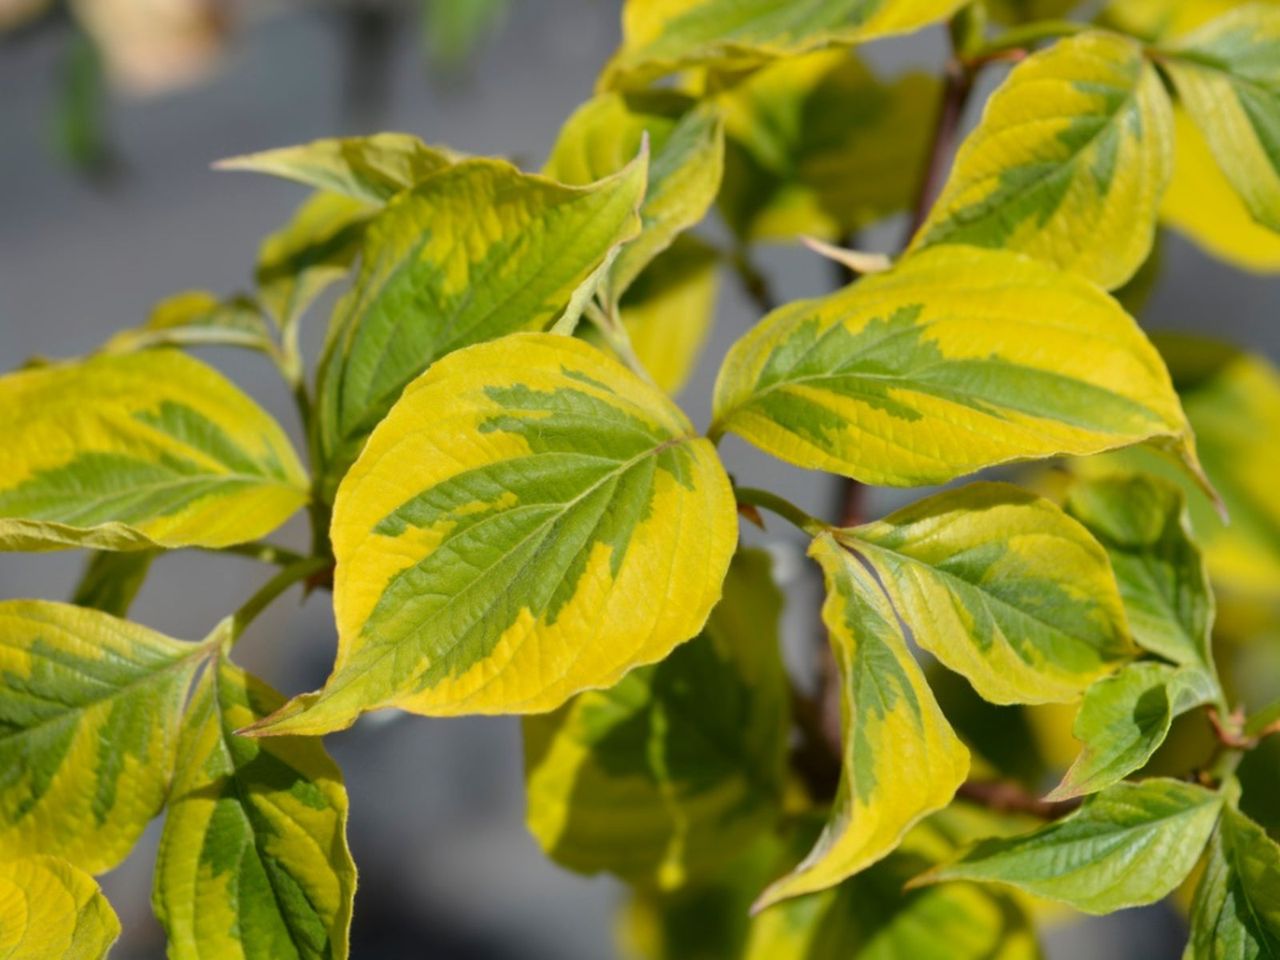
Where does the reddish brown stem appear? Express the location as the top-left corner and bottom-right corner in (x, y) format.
(957, 779), (1082, 820)
(904, 58), (975, 243)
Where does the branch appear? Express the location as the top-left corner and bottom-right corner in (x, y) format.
(904, 58), (974, 242)
(957, 779), (1082, 820)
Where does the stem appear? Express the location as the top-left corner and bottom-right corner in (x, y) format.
(1245, 700), (1280, 740)
(957, 779), (1082, 820)
(226, 556), (331, 646)
(730, 248), (777, 315)
(585, 300), (654, 384)
(904, 57), (975, 242)
(215, 541), (309, 567)
(966, 19), (1088, 61)
(734, 486), (830, 537)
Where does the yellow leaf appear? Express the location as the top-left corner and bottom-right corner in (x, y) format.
(0, 350), (308, 551)
(711, 246), (1198, 487)
(0, 856), (119, 960)
(912, 31), (1173, 290)
(249, 333), (738, 734)
(600, 0), (967, 89)
(754, 533), (968, 908)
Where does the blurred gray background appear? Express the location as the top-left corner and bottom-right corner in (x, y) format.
(1, 2), (1276, 957)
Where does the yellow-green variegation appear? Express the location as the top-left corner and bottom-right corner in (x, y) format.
(256, 192), (375, 331)
(617, 236), (721, 395)
(523, 549), (787, 888)
(1162, 105), (1280, 272)
(746, 816), (1040, 960)
(754, 533), (969, 909)
(250, 333), (738, 735)
(100, 290), (276, 356)
(545, 91), (724, 298)
(711, 247), (1197, 488)
(599, 0), (968, 89)
(0, 856), (120, 960)
(1186, 805), (1280, 957)
(0, 351), (308, 552)
(1165, 6), (1280, 233)
(845, 483), (1135, 705)
(313, 155), (648, 497)
(912, 31), (1173, 290)
(717, 50), (936, 242)
(216, 133), (461, 205)
(153, 654), (355, 960)
(0, 601), (203, 873)
(921, 778), (1222, 914)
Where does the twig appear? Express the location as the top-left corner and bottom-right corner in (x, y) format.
(730, 248), (778, 315)
(904, 58), (975, 243)
(957, 779), (1082, 820)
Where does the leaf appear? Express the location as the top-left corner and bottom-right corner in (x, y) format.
(1162, 105), (1280, 272)
(746, 824), (1040, 960)
(1047, 662), (1217, 801)
(523, 548), (787, 888)
(845, 482), (1135, 705)
(710, 246), (1197, 488)
(0, 350), (309, 551)
(614, 235), (720, 395)
(70, 549), (157, 617)
(249, 333), (738, 735)
(101, 290), (276, 355)
(717, 51), (937, 242)
(754, 533), (969, 909)
(153, 654), (355, 960)
(215, 133), (461, 204)
(545, 91), (724, 297)
(256, 192), (374, 331)
(920, 778), (1222, 914)
(1166, 5), (1280, 233)
(313, 154), (648, 497)
(912, 31), (1173, 291)
(599, 0), (968, 90)
(1103, 0), (1274, 40)
(987, 0), (1080, 24)
(1066, 473), (1215, 669)
(1186, 806), (1280, 958)
(0, 855), (120, 960)
(1079, 339), (1280, 619)
(0, 600), (203, 873)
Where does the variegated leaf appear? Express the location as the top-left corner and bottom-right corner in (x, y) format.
(1166, 5), (1280, 233)
(256, 192), (374, 331)
(216, 133), (461, 204)
(545, 91), (724, 298)
(0, 351), (309, 551)
(1162, 104), (1280, 272)
(153, 655), (355, 960)
(600, 0), (967, 89)
(712, 246), (1197, 488)
(100, 290), (276, 355)
(718, 50), (936, 242)
(615, 235), (720, 395)
(846, 483), (1135, 705)
(250, 333), (738, 735)
(754, 533), (969, 909)
(912, 31), (1173, 290)
(313, 155), (647, 497)
(523, 549), (787, 888)
(0, 856), (119, 960)
(0, 601), (203, 873)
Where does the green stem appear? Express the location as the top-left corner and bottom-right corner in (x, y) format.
(967, 19), (1088, 61)
(226, 556), (331, 647)
(215, 541), (309, 567)
(734, 486), (830, 537)
(1208, 747), (1244, 787)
